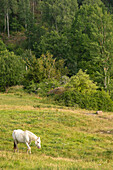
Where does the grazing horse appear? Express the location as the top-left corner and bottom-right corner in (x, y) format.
(12, 129), (41, 154)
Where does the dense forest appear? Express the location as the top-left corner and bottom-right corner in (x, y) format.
(0, 0), (113, 111)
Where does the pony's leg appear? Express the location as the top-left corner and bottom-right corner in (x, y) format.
(14, 140), (18, 152)
(26, 142), (31, 154)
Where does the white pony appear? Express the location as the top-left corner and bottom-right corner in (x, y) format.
(12, 129), (41, 154)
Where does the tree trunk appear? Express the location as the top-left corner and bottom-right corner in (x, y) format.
(104, 67), (108, 90)
(4, 14), (6, 32)
(6, 9), (10, 37)
(32, 0), (35, 20)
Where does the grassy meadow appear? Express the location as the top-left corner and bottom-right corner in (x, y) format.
(0, 86), (113, 170)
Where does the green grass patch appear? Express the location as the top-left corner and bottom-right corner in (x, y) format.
(0, 90), (113, 169)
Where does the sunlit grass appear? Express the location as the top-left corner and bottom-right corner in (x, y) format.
(0, 87), (113, 169)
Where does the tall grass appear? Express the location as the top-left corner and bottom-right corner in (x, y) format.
(0, 87), (113, 169)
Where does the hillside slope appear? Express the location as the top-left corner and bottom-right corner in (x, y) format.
(0, 90), (113, 169)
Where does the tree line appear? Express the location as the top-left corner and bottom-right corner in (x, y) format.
(0, 0), (113, 110)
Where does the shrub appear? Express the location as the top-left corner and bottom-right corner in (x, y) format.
(60, 76), (70, 85)
(23, 52), (68, 88)
(54, 70), (113, 111)
(0, 52), (25, 92)
(24, 79), (60, 96)
(55, 90), (113, 111)
(65, 69), (97, 93)
(37, 79), (60, 96)
(24, 80), (38, 94)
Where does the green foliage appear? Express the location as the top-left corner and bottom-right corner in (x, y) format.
(10, 18), (24, 32)
(24, 52), (68, 92)
(17, 0), (31, 29)
(101, 0), (113, 13)
(27, 24), (47, 51)
(39, 31), (69, 59)
(55, 90), (113, 111)
(38, 30), (74, 75)
(71, 2), (113, 89)
(24, 55), (42, 86)
(60, 76), (70, 85)
(1, 0), (113, 102)
(24, 80), (38, 94)
(65, 69), (97, 93)
(82, 0), (102, 5)
(27, 79), (60, 96)
(0, 39), (7, 52)
(0, 40), (25, 91)
(55, 70), (113, 111)
(107, 79), (113, 100)
(40, 0), (78, 32)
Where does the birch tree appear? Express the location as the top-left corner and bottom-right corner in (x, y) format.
(40, 0), (78, 32)
(71, 2), (113, 89)
(0, 0), (18, 37)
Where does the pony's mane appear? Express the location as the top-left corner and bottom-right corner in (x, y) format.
(25, 130), (37, 139)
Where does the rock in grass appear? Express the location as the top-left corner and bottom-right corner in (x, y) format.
(96, 111), (103, 115)
(48, 87), (65, 95)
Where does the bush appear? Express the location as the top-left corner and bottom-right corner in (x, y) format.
(0, 52), (25, 92)
(24, 80), (38, 94)
(55, 90), (113, 111)
(23, 52), (68, 87)
(37, 79), (60, 96)
(0, 39), (25, 91)
(54, 70), (113, 111)
(65, 69), (97, 93)
(24, 79), (60, 96)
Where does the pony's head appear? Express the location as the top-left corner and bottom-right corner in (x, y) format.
(35, 137), (41, 149)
